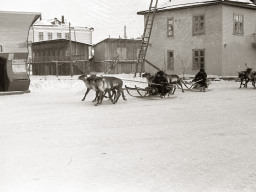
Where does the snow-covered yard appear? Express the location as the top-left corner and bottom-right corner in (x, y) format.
(0, 74), (256, 192)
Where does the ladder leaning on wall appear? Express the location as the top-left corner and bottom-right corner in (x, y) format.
(134, 0), (159, 77)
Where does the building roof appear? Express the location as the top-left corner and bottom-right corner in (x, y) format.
(94, 38), (142, 46)
(138, 0), (256, 14)
(32, 39), (92, 46)
(34, 18), (64, 26)
(33, 17), (93, 30)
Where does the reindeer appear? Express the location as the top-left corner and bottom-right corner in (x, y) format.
(238, 69), (256, 88)
(78, 74), (99, 102)
(164, 74), (185, 93)
(96, 76), (127, 105)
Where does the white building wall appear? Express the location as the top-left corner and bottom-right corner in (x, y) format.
(222, 5), (256, 75)
(145, 5), (223, 76)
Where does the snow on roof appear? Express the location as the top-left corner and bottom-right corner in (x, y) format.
(34, 18), (65, 26)
(158, 0), (254, 7)
(137, 0), (256, 13)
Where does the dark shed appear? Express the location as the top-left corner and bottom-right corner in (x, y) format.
(93, 38), (142, 74)
(0, 11), (41, 92)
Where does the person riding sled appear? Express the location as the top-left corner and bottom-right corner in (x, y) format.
(192, 68), (208, 90)
(152, 71), (169, 97)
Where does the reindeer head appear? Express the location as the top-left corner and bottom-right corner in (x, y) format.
(142, 73), (151, 78)
(78, 74), (87, 81)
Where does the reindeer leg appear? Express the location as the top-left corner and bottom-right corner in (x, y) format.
(107, 90), (114, 103)
(94, 91), (101, 106)
(113, 92), (121, 104)
(112, 89), (117, 101)
(121, 90), (127, 101)
(99, 91), (104, 104)
(172, 86), (176, 95)
(92, 93), (98, 102)
(82, 88), (90, 101)
(239, 80), (243, 88)
(245, 79), (249, 88)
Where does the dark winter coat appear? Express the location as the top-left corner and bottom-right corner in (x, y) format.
(193, 69), (207, 88)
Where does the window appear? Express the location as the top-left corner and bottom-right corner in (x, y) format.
(167, 50), (174, 70)
(65, 33), (69, 39)
(57, 33), (62, 39)
(233, 13), (244, 35)
(117, 47), (127, 59)
(193, 49), (205, 70)
(193, 15), (205, 35)
(167, 18), (174, 37)
(39, 32), (44, 41)
(48, 33), (52, 40)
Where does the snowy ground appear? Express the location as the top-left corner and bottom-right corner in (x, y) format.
(0, 74), (256, 192)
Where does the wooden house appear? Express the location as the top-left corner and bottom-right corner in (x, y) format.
(137, 0), (256, 76)
(31, 39), (91, 76)
(92, 38), (142, 74)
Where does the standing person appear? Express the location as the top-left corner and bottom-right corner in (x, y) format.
(192, 68), (208, 89)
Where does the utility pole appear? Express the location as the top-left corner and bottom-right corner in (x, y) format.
(69, 22), (73, 77)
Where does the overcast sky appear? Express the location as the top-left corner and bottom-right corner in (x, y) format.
(0, 0), (165, 43)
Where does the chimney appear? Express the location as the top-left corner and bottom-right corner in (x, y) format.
(61, 15), (65, 24)
(124, 25), (127, 39)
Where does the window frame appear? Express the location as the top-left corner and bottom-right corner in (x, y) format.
(65, 33), (69, 40)
(167, 17), (174, 37)
(48, 32), (52, 40)
(192, 49), (205, 70)
(233, 13), (244, 35)
(57, 33), (62, 39)
(167, 50), (174, 70)
(192, 14), (205, 36)
(39, 32), (44, 41)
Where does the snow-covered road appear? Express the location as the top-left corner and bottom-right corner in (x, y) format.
(0, 75), (256, 192)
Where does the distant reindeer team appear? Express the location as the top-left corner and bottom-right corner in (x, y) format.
(238, 67), (256, 88)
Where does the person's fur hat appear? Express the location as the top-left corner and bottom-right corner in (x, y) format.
(156, 70), (164, 76)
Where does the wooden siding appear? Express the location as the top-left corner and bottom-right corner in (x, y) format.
(31, 40), (90, 75)
(93, 39), (141, 74)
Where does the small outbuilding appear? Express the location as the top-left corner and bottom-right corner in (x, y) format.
(92, 38), (142, 74)
(31, 39), (91, 76)
(0, 11), (41, 92)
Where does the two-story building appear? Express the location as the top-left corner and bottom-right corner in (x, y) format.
(28, 16), (94, 59)
(138, 0), (256, 76)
